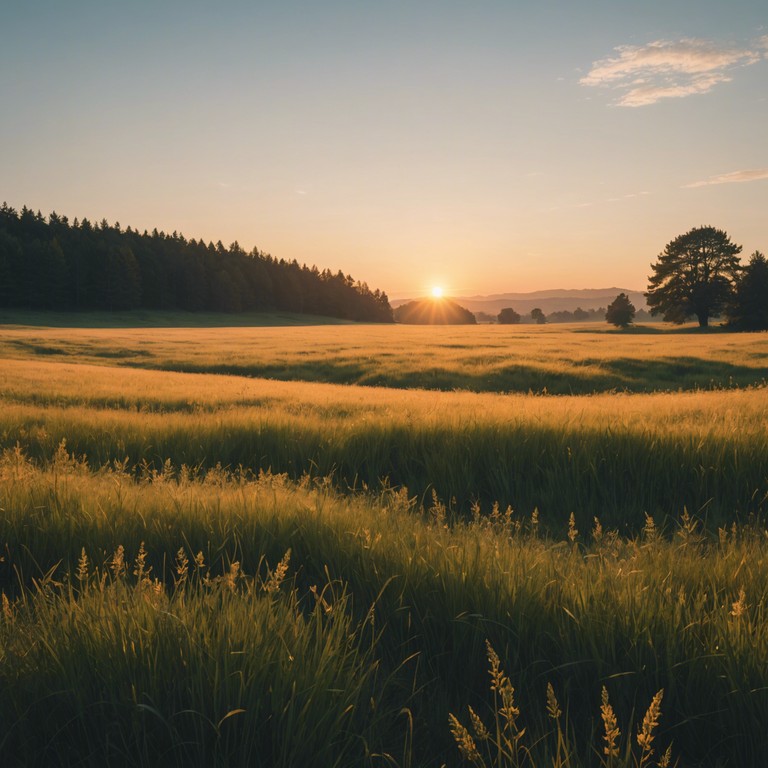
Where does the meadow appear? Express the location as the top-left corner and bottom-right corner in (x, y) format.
(1, 317), (767, 394)
(1, 316), (768, 767)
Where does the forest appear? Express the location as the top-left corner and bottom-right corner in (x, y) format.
(0, 204), (393, 322)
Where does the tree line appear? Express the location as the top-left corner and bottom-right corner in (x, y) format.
(0, 204), (393, 322)
(496, 305), (654, 325)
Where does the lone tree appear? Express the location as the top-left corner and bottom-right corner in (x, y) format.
(497, 307), (521, 324)
(605, 292), (636, 327)
(728, 251), (768, 330)
(530, 307), (546, 324)
(646, 226), (742, 328)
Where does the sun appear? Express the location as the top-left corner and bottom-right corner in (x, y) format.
(431, 286), (444, 298)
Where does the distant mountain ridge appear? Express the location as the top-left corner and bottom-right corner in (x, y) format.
(392, 288), (647, 317)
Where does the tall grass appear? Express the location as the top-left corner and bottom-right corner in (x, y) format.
(1, 358), (766, 529)
(2, 323), (767, 765)
(2, 450), (768, 765)
(3, 560), (383, 767)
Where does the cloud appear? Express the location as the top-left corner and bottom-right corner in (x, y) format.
(684, 168), (768, 188)
(581, 37), (767, 106)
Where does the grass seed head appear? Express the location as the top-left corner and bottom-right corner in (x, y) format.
(448, 713), (482, 764)
(485, 641), (520, 730)
(175, 546), (189, 583)
(468, 705), (490, 741)
(658, 743), (674, 768)
(730, 587), (748, 619)
(224, 561), (240, 592)
(643, 513), (658, 543)
(546, 682), (561, 721)
(1, 592), (12, 621)
(601, 686), (621, 759)
(133, 541), (151, 585)
(265, 549), (291, 593)
(111, 545), (126, 580)
(637, 689), (664, 761)
(76, 547), (89, 584)
(530, 508), (540, 537)
(568, 512), (579, 544)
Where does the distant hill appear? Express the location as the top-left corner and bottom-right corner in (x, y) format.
(394, 298), (476, 324)
(392, 288), (647, 317)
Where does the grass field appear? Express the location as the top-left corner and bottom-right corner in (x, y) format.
(1, 356), (767, 530)
(0, 309), (354, 329)
(2, 317), (768, 766)
(0, 315), (766, 394)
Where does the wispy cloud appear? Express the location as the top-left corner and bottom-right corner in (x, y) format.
(684, 168), (768, 188)
(548, 190), (649, 211)
(581, 37), (767, 106)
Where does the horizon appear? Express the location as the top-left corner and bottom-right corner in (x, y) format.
(2, 1), (766, 297)
(390, 285), (645, 301)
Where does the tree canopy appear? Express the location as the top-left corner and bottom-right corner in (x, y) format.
(0, 203), (393, 322)
(645, 226), (742, 328)
(728, 251), (768, 331)
(605, 293), (636, 328)
(497, 307), (521, 324)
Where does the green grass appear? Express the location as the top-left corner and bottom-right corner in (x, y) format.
(2, 452), (768, 766)
(0, 308), (353, 329)
(2, 322), (767, 766)
(1, 358), (766, 530)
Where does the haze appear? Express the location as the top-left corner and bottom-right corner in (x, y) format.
(1, 0), (766, 297)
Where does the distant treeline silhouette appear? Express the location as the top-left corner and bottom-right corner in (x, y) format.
(0, 204), (393, 322)
(493, 306), (653, 324)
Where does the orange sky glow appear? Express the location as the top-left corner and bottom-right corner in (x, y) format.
(1, 1), (766, 298)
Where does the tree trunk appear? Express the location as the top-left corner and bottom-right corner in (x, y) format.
(697, 313), (709, 328)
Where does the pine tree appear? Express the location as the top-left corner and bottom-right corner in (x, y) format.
(605, 293), (636, 327)
(729, 251), (768, 330)
(646, 226), (742, 328)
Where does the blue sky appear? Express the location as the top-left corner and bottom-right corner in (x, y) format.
(1, 1), (766, 297)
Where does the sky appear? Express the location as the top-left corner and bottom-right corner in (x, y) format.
(1, 1), (766, 298)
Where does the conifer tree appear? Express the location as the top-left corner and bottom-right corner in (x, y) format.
(729, 251), (768, 330)
(646, 226), (742, 327)
(605, 292), (636, 327)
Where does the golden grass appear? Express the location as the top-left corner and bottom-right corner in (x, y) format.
(0, 322), (766, 393)
(1, 320), (767, 764)
(448, 644), (671, 768)
(3, 457), (765, 765)
(2, 355), (767, 527)
(2, 355), (766, 436)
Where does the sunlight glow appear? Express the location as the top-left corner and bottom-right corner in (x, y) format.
(431, 286), (444, 298)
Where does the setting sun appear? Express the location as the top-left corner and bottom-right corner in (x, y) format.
(431, 286), (444, 298)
